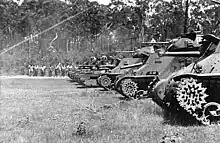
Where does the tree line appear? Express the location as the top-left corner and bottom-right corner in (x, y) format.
(0, 0), (219, 75)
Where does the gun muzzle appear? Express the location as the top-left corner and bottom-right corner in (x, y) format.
(120, 62), (143, 69)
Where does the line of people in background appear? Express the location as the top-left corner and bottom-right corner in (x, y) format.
(28, 63), (73, 77)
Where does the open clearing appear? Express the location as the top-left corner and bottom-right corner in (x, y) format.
(1, 77), (220, 143)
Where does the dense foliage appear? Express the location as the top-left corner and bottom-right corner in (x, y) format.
(0, 0), (219, 75)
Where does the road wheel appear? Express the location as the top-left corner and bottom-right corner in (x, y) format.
(121, 78), (138, 98)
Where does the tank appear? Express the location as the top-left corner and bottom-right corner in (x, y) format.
(146, 34), (220, 125)
(67, 56), (97, 81)
(68, 55), (119, 84)
(96, 46), (158, 90)
(114, 32), (205, 99)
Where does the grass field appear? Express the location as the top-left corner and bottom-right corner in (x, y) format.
(1, 77), (220, 143)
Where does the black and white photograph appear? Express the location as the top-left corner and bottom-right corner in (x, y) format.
(1, 0), (220, 142)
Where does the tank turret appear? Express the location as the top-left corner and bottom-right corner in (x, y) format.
(96, 46), (156, 90)
(67, 55), (120, 84)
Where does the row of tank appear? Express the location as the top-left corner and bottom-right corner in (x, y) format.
(68, 32), (220, 125)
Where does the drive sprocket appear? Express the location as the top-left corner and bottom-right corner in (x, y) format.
(175, 77), (210, 124)
(176, 77), (208, 114)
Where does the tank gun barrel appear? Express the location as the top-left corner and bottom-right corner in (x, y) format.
(142, 42), (170, 45)
(78, 65), (95, 67)
(162, 51), (200, 57)
(115, 50), (136, 53)
(141, 42), (170, 48)
(99, 64), (116, 68)
(78, 65), (96, 69)
(120, 62), (143, 69)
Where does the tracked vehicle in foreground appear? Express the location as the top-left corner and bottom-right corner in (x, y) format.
(146, 34), (220, 125)
(114, 32), (205, 99)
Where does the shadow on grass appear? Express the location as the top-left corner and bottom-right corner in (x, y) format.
(161, 109), (202, 126)
(115, 97), (203, 127)
(98, 88), (109, 92)
(117, 96), (134, 101)
(67, 79), (78, 83)
(77, 85), (100, 89)
(115, 97), (202, 127)
(67, 79), (99, 88)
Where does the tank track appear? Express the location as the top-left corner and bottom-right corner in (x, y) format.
(117, 76), (160, 99)
(165, 77), (220, 125)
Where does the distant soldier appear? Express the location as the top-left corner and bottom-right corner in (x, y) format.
(33, 65), (38, 76)
(96, 56), (106, 68)
(28, 64), (34, 76)
(28, 65), (31, 76)
(51, 65), (56, 77)
(54, 65), (58, 77)
(55, 63), (61, 76)
(101, 55), (108, 64)
(39, 65), (43, 76)
(66, 64), (73, 73)
(36, 65), (41, 76)
(61, 63), (66, 76)
(47, 65), (53, 77)
(41, 65), (47, 76)
(90, 56), (97, 65)
(113, 57), (121, 66)
(66, 65), (70, 71)
(150, 37), (156, 43)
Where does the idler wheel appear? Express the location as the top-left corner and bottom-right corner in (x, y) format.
(194, 102), (220, 125)
(100, 75), (112, 88)
(121, 78), (138, 98)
